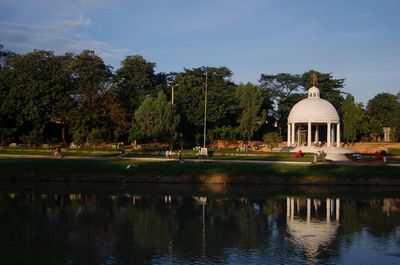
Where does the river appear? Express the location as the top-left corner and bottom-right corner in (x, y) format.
(0, 183), (399, 264)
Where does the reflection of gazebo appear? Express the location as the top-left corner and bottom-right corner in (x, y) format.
(287, 77), (341, 148)
(286, 197), (340, 261)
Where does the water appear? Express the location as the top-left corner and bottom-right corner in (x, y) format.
(0, 183), (399, 265)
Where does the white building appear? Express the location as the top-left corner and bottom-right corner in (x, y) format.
(287, 85), (341, 148)
(286, 197), (340, 262)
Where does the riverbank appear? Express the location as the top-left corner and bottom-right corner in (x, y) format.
(1, 157), (400, 185)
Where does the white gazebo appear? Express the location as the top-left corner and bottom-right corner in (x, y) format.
(286, 197), (340, 262)
(287, 85), (341, 148)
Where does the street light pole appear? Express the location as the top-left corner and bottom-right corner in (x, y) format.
(171, 83), (179, 105)
(171, 84), (175, 105)
(203, 72), (208, 149)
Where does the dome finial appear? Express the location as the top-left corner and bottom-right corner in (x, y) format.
(312, 72), (318, 87)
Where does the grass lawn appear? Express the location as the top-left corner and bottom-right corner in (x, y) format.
(125, 150), (313, 162)
(388, 158), (400, 164)
(0, 149), (54, 156)
(388, 148), (400, 156)
(0, 148), (121, 157)
(61, 151), (121, 157)
(0, 157), (399, 185)
(346, 152), (400, 165)
(208, 153), (313, 162)
(1, 146), (315, 163)
(125, 152), (165, 158)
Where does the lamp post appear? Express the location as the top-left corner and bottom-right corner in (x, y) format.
(199, 72), (208, 156)
(171, 83), (179, 105)
(203, 72), (208, 148)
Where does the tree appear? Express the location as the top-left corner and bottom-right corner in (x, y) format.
(0, 45), (17, 144)
(0, 50), (76, 144)
(259, 73), (302, 133)
(49, 53), (75, 144)
(114, 55), (160, 124)
(263, 132), (282, 151)
(0, 44), (15, 69)
(301, 70), (345, 112)
(341, 94), (367, 142)
(236, 83), (266, 140)
(208, 126), (236, 143)
(367, 93), (400, 141)
(134, 91), (180, 146)
(259, 70), (346, 138)
(259, 73), (302, 103)
(68, 50), (113, 144)
(174, 67), (239, 142)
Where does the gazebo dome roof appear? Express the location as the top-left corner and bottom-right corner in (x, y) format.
(287, 219), (339, 259)
(288, 86), (339, 123)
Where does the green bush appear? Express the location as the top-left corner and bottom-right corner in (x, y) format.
(208, 126), (237, 143)
(263, 132), (282, 151)
(72, 130), (86, 147)
(88, 128), (102, 147)
(19, 130), (43, 146)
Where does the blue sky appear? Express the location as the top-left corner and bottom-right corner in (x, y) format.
(1, 0), (399, 103)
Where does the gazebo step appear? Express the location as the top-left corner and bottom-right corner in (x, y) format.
(290, 146), (353, 155)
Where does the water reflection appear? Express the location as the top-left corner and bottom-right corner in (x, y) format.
(286, 197), (340, 263)
(0, 184), (399, 265)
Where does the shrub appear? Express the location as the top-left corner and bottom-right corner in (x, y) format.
(263, 132), (282, 151)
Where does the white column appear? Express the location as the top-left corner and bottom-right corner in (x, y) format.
(327, 123), (331, 147)
(290, 197), (294, 221)
(337, 123), (341, 147)
(287, 197), (290, 219)
(297, 125), (301, 146)
(336, 198), (340, 221)
(291, 123), (295, 146)
(326, 198), (331, 223)
(314, 199), (319, 213)
(315, 125), (319, 143)
(307, 198), (311, 223)
(287, 124), (291, 146)
(307, 121), (312, 147)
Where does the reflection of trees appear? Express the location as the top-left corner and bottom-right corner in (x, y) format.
(0, 192), (399, 264)
(127, 198), (177, 253)
(341, 198), (400, 237)
(207, 199), (266, 251)
(0, 193), (71, 265)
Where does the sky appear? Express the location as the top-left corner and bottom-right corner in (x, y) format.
(1, 0), (399, 103)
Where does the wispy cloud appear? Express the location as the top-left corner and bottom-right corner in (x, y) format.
(0, 0), (129, 63)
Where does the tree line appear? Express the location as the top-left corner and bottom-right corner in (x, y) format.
(0, 45), (399, 147)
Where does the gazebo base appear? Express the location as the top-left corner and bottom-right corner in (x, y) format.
(290, 146), (353, 155)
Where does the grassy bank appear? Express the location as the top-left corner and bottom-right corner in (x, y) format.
(0, 148), (121, 157)
(0, 158), (399, 185)
(126, 150), (313, 162)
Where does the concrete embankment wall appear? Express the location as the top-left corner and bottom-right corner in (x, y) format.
(212, 140), (400, 154)
(342, 143), (400, 154)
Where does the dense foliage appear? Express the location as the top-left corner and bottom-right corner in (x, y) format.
(0, 45), (398, 146)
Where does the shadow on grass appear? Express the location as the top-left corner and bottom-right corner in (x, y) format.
(0, 158), (399, 184)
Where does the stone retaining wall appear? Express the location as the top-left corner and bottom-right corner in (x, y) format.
(212, 140), (400, 154)
(342, 143), (400, 154)
(212, 140), (286, 151)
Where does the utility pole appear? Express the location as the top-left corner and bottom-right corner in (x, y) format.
(203, 72), (208, 149)
(171, 83), (179, 105)
(171, 84), (175, 105)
